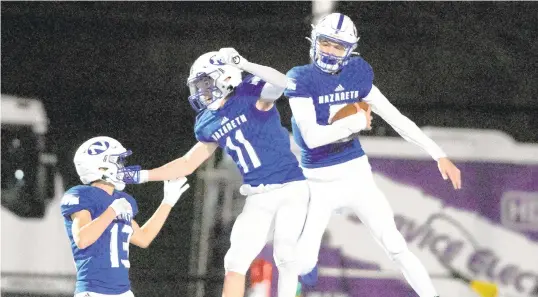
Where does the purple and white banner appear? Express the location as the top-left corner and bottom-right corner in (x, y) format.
(261, 131), (538, 297)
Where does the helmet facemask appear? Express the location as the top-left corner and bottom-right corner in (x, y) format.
(107, 150), (141, 187)
(311, 35), (357, 73)
(187, 70), (229, 112)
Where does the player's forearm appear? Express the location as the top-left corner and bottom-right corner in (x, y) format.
(75, 208), (117, 249)
(300, 119), (365, 148)
(365, 86), (446, 160)
(144, 142), (216, 183)
(388, 115), (446, 160)
(242, 61), (288, 89)
(137, 204), (172, 248)
(290, 97), (367, 148)
(147, 157), (193, 182)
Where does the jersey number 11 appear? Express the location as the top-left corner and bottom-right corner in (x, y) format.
(225, 129), (261, 173)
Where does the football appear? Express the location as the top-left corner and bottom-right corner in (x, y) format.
(329, 101), (370, 124)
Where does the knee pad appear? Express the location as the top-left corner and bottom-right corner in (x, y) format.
(380, 227), (409, 259)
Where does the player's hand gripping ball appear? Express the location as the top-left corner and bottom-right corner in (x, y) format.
(329, 101), (371, 124)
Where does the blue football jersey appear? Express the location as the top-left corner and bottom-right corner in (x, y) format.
(284, 57), (374, 168)
(60, 185), (138, 295)
(194, 75), (305, 186)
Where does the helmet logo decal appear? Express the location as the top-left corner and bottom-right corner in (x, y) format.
(209, 55), (225, 66)
(87, 141), (110, 155)
(231, 55), (241, 65)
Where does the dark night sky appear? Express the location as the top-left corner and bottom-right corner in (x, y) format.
(2, 2), (537, 295)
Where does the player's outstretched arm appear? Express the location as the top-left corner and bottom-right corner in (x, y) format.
(71, 198), (132, 249)
(217, 47), (288, 102)
(135, 141), (218, 183)
(289, 97), (369, 148)
(364, 85), (461, 189)
(130, 178), (190, 248)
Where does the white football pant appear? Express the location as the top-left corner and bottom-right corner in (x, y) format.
(297, 155), (438, 297)
(224, 180), (310, 297)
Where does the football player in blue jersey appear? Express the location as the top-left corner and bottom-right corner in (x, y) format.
(283, 13), (462, 297)
(126, 49), (309, 297)
(61, 136), (190, 297)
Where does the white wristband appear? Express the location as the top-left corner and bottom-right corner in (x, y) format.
(139, 170), (149, 184)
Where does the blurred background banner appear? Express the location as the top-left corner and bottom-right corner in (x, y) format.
(1, 1), (537, 297)
(256, 130), (538, 297)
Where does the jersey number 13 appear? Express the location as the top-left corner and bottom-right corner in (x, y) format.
(110, 223), (133, 268)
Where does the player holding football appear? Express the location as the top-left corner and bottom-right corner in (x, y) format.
(218, 12), (462, 297)
(284, 13), (462, 297)
(126, 49), (309, 297)
(61, 136), (190, 296)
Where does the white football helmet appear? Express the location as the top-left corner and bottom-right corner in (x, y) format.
(73, 136), (140, 191)
(309, 13), (360, 73)
(187, 51), (243, 112)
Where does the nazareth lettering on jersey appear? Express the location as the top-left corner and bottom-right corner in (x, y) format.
(211, 114), (248, 141)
